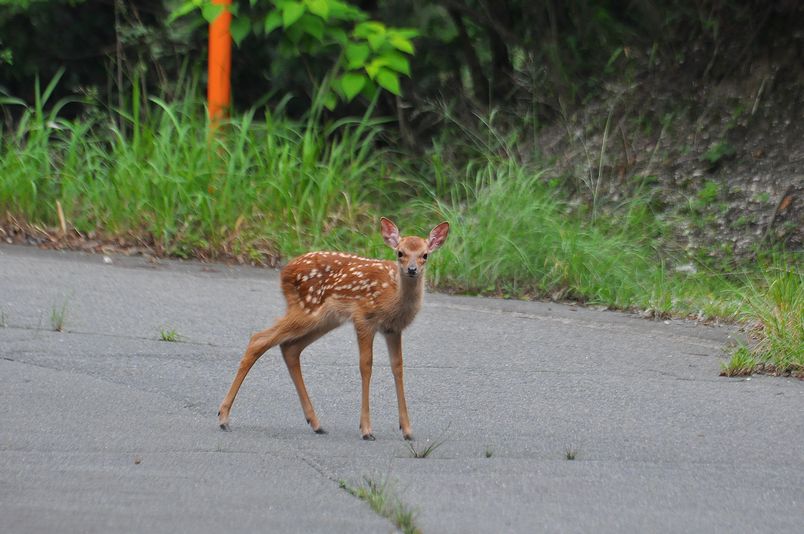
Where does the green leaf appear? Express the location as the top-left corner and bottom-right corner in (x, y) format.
(379, 50), (410, 75)
(388, 34), (414, 54)
(340, 72), (366, 101)
(201, 3), (224, 23)
(305, 0), (329, 20)
(364, 58), (382, 79)
(167, 1), (198, 24)
(354, 21), (385, 38)
(322, 91), (337, 111)
(395, 28), (419, 39)
(329, 0), (367, 21)
(282, 2), (306, 27)
(264, 10), (282, 33)
(345, 42), (370, 69)
(375, 68), (400, 95)
(367, 32), (385, 51)
(361, 81), (378, 99)
(297, 14), (324, 41)
(230, 16), (250, 46)
(285, 24), (304, 43)
(251, 18), (264, 36)
(328, 27), (348, 45)
(0, 96), (25, 106)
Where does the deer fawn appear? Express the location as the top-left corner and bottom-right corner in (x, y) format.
(217, 217), (450, 440)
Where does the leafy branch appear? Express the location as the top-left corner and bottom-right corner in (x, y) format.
(170, 0), (417, 108)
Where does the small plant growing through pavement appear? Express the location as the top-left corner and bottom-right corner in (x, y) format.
(406, 436), (447, 459)
(406, 424), (450, 459)
(160, 328), (180, 342)
(565, 447), (578, 460)
(341, 476), (420, 534)
(720, 346), (757, 377)
(50, 298), (68, 332)
(484, 446), (494, 458)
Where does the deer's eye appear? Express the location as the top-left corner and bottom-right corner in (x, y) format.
(397, 250), (404, 258)
(422, 253), (428, 260)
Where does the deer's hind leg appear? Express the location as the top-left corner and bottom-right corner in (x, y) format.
(356, 324), (377, 440)
(218, 314), (315, 430)
(280, 317), (341, 434)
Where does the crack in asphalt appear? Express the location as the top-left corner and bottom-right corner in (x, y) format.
(428, 301), (731, 349)
(0, 323), (226, 348)
(1, 326), (735, 386)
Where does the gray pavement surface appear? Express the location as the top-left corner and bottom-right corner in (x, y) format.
(0, 244), (802, 533)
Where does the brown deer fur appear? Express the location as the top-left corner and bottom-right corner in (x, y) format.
(217, 217), (450, 440)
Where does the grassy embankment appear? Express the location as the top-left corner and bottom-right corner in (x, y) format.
(0, 79), (800, 375)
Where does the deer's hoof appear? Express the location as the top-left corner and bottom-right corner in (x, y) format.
(403, 433), (414, 441)
(314, 427), (327, 435)
(219, 422), (230, 432)
(362, 433), (376, 441)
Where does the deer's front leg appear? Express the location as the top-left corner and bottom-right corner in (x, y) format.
(355, 325), (376, 440)
(385, 331), (413, 440)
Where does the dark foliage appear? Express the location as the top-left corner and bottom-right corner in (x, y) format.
(2, 1), (801, 128)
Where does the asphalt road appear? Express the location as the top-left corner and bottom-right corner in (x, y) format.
(1, 244), (802, 533)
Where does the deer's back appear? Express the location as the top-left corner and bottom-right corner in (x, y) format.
(281, 252), (399, 321)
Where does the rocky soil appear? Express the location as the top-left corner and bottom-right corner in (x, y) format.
(537, 54), (802, 266)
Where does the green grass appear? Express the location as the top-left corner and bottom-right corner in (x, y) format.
(2, 81), (799, 362)
(341, 476), (420, 534)
(159, 328), (180, 342)
(50, 297), (68, 332)
(1, 74), (393, 263)
(406, 436), (447, 459)
(723, 267), (803, 377)
(720, 346), (757, 377)
(417, 154), (747, 316)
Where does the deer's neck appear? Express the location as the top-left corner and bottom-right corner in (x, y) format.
(398, 271), (425, 299)
(382, 270), (425, 333)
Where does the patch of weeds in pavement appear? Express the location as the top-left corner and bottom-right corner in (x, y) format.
(50, 297), (69, 332)
(0, 309), (7, 327)
(406, 424), (451, 459)
(724, 267), (803, 377)
(159, 328), (180, 342)
(407, 436), (447, 459)
(720, 346), (757, 377)
(565, 447), (578, 460)
(484, 446), (493, 458)
(341, 476), (420, 534)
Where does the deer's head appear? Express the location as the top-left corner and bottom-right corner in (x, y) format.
(380, 217), (450, 279)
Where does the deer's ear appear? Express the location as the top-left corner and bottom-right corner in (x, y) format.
(380, 217), (400, 248)
(427, 221), (450, 252)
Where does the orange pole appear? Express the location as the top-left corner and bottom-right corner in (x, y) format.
(208, 0), (232, 125)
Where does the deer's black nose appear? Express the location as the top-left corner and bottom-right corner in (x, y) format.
(407, 266), (418, 276)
